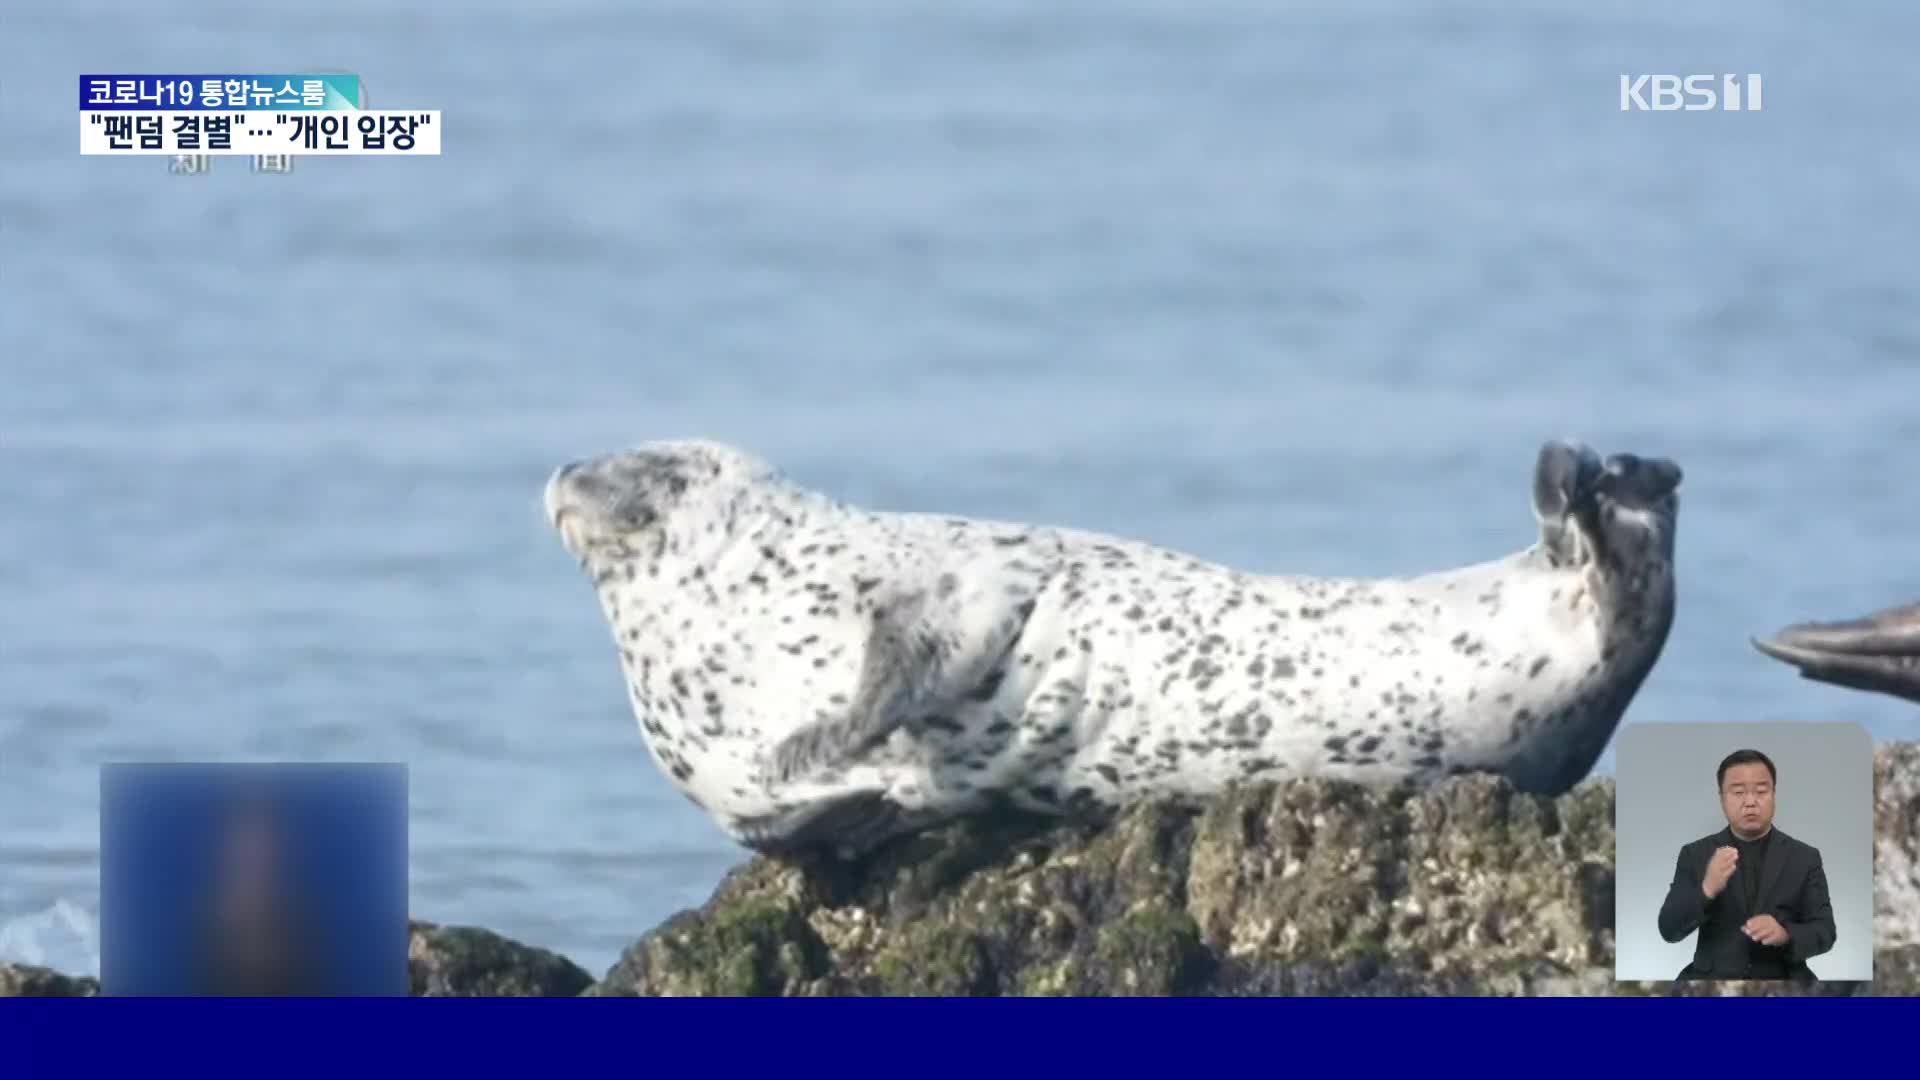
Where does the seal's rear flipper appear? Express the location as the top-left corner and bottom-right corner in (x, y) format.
(1532, 439), (1603, 523)
(1595, 453), (1683, 509)
(1753, 602), (1920, 705)
(1532, 439), (1603, 564)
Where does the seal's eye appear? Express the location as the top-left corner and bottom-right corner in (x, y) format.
(612, 493), (657, 530)
(611, 453), (693, 505)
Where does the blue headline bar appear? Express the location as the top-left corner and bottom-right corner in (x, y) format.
(0, 997), (1909, 1076)
(78, 74), (360, 111)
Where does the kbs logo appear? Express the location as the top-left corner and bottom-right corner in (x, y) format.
(1619, 74), (1763, 112)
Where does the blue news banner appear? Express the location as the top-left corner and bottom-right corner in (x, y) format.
(77, 74), (439, 156)
(79, 74), (362, 111)
(97, 762), (408, 997)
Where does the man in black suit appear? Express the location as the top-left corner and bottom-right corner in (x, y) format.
(1656, 749), (1837, 981)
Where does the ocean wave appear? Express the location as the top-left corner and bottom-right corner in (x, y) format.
(0, 899), (100, 978)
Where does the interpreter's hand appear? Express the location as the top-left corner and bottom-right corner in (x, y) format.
(1743, 914), (1790, 947)
(1702, 845), (1738, 900)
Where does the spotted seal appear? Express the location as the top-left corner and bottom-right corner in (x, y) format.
(1754, 602), (1920, 704)
(544, 437), (1682, 859)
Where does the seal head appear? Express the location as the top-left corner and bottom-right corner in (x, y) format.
(546, 439), (788, 571)
(1752, 602), (1920, 705)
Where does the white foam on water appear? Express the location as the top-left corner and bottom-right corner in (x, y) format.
(0, 899), (101, 978)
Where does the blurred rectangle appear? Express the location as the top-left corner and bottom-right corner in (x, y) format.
(100, 762), (408, 996)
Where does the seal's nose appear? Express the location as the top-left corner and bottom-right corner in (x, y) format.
(544, 460), (588, 527)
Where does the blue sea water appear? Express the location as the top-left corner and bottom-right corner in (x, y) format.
(3, 0), (1918, 979)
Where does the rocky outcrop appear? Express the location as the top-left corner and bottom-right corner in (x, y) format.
(408, 919), (593, 997)
(591, 744), (1920, 997)
(591, 778), (1614, 996)
(0, 921), (591, 997)
(0, 964), (98, 997)
(1875, 744), (1920, 948)
(6, 744), (1917, 996)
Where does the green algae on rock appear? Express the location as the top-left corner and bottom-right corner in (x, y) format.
(407, 919), (592, 997)
(0, 964), (98, 997)
(589, 744), (1920, 997)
